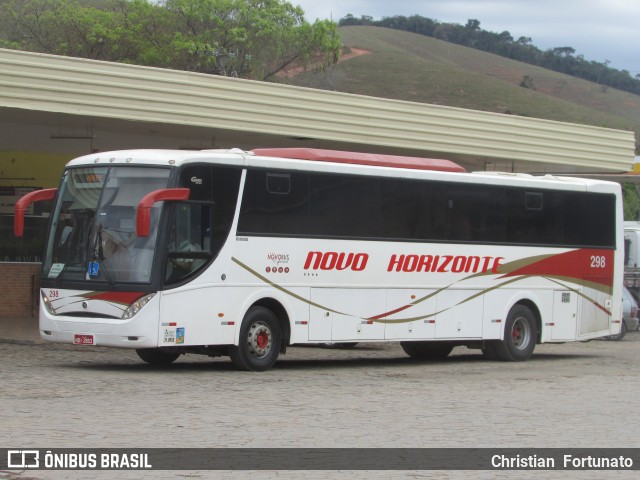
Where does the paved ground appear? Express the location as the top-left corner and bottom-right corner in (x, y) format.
(1, 332), (639, 480)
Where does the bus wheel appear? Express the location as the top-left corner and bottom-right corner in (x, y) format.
(606, 321), (627, 341)
(230, 306), (282, 371)
(136, 348), (180, 366)
(493, 305), (537, 361)
(400, 341), (454, 360)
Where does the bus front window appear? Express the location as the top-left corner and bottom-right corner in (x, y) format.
(44, 166), (171, 284)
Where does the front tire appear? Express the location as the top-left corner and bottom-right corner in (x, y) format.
(492, 304), (537, 361)
(136, 348), (180, 366)
(230, 306), (282, 371)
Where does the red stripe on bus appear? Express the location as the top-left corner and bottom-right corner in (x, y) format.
(83, 291), (146, 305)
(367, 304), (413, 320)
(500, 249), (614, 287)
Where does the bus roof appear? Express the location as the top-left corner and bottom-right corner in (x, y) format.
(63, 149), (619, 195)
(251, 148), (466, 173)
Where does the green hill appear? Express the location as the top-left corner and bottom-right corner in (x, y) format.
(285, 26), (640, 152)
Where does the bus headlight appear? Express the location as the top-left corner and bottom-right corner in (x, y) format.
(122, 293), (156, 319)
(41, 291), (57, 315)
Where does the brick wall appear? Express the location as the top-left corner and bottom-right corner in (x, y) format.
(0, 263), (41, 317)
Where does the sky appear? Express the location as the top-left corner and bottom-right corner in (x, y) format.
(293, 0), (640, 75)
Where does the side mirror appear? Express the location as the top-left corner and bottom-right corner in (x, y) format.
(136, 188), (190, 237)
(14, 188), (57, 237)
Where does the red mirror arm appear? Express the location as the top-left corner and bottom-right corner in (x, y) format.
(14, 188), (57, 237)
(136, 188), (190, 237)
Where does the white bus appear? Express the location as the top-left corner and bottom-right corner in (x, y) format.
(14, 148), (623, 371)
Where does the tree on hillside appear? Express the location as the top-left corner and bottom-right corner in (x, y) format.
(624, 183), (640, 221)
(0, 0), (341, 80)
(0, 0), (145, 61)
(163, 0), (340, 79)
(376, 15), (436, 36)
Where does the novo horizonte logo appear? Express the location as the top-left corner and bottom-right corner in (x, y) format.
(302, 251), (504, 274)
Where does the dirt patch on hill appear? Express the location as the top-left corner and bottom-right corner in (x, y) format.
(339, 47), (371, 62)
(278, 47), (371, 78)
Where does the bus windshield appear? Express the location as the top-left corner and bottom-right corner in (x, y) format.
(43, 166), (171, 284)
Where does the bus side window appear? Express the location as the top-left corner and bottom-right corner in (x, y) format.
(506, 190), (561, 245)
(165, 203), (211, 283)
(166, 165), (241, 284)
(165, 166), (214, 283)
(238, 170), (310, 236)
(180, 165), (241, 252)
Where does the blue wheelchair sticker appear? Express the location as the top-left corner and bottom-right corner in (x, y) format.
(88, 261), (100, 278)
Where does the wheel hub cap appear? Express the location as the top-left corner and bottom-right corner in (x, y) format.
(512, 317), (530, 350)
(247, 321), (272, 358)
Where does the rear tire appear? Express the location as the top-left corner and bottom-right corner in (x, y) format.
(607, 321), (627, 341)
(401, 341), (454, 360)
(492, 304), (537, 361)
(230, 306), (282, 371)
(136, 348), (180, 366)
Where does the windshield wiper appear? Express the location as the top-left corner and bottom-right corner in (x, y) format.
(89, 223), (114, 286)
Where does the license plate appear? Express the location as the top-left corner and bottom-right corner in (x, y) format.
(73, 334), (95, 346)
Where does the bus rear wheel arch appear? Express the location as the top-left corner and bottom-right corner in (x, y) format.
(230, 306), (282, 371)
(484, 304), (538, 361)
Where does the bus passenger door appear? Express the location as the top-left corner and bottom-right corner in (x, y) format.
(309, 288), (386, 341)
